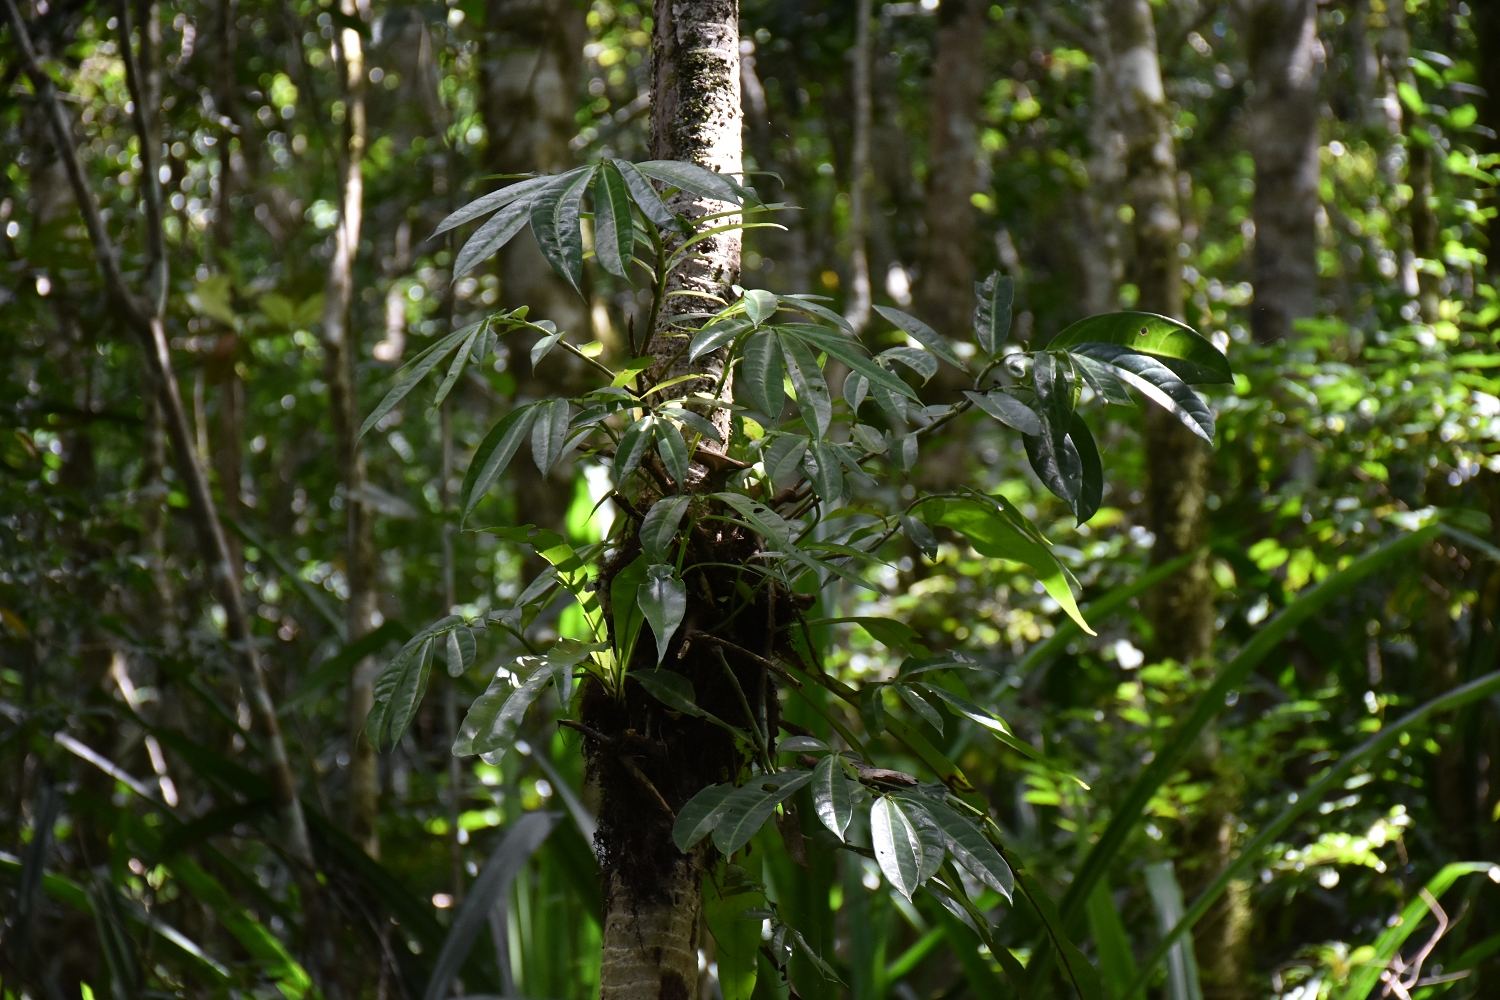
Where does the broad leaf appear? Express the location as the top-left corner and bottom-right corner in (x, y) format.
(871, 796), (923, 901)
(902, 799), (947, 882)
(880, 345), (938, 382)
(529, 322), (564, 368)
(1045, 311), (1231, 384)
(383, 637), (434, 750)
(811, 753), (853, 841)
(640, 495), (692, 562)
(918, 683), (1046, 763)
(461, 405), (538, 523)
(611, 556), (649, 667)
(673, 784), (735, 852)
(874, 305), (965, 369)
(963, 390), (1041, 435)
(973, 271), (1014, 354)
(1025, 413), (1084, 514)
(445, 627), (475, 679)
(895, 684), (944, 733)
(633, 669), (701, 716)
(740, 329), (785, 421)
(613, 414), (655, 483)
(713, 772), (813, 856)
(782, 323), (921, 401)
(776, 735), (828, 753)
(690, 316), (751, 361)
(591, 161), (635, 279)
(530, 166), (595, 296)
(1073, 342), (1216, 441)
(613, 158), (675, 229)
(742, 288), (778, 326)
(780, 294), (854, 332)
(1070, 414), (1103, 524)
(636, 159), (744, 205)
(803, 440), (843, 501)
(656, 417), (690, 485)
(780, 332), (832, 437)
(454, 198), (534, 278)
(452, 660), (553, 763)
(844, 372), (869, 414)
(919, 799), (1014, 901)
(638, 564), (687, 665)
(763, 433), (809, 484)
(531, 398), (572, 474)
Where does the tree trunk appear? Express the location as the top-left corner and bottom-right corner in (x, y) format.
(844, 0), (874, 332)
(1244, 0), (1322, 344)
(589, 4), (743, 997)
(1075, 3), (1123, 318)
(914, 0), (986, 339)
(1378, 2), (1439, 322)
(320, 0), (381, 858)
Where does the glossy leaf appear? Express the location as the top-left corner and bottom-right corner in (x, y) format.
(531, 398), (572, 474)
(1045, 311), (1231, 384)
(387, 637), (434, 750)
(1025, 413), (1083, 514)
(591, 161), (635, 279)
(461, 405), (538, 523)
(635, 159), (744, 205)
(780, 332), (832, 437)
(963, 389), (1041, 435)
(673, 784), (735, 852)
(880, 345), (938, 382)
(638, 564), (687, 665)
(1073, 342), (1216, 441)
(776, 735), (828, 753)
(690, 316), (751, 361)
(740, 328), (785, 421)
(530, 166), (595, 297)
(1070, 414), (1103, 524)
(613, 414), (655, 483)
(633, 669), (701, 715)
(870, 796), (924, 901)
(656, 417), (690, 485)
(902, 799), (947, 882)
(640, 495), (691, 562)
(811, 753), (853, 841)
(713, 772), (813, 856)
(613, 158), (675, 229)
(445, 626), (475, 679)
(873, 305), (965, 369)
(742, 288), (778, 326)
(895, 684), (944, 733)
(803, 440), (843, 501)
(451, 659), (549, 761)
(920, 799), (1014, 901)
(844, 371), (870, 414)
(973, 271), (1014, 354)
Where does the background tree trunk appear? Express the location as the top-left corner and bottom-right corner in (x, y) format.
(914, 0), (986, 338)
(1244, 0), (1323, 344)
(844, 0), (874, 332)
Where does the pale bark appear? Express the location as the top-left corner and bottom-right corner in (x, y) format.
(844, 0), (874, 332)
(1075, 3), (1124, 317)
(320, 0), (381, 858)
(1244, 0), (1322, 343)
(1378, 1), (1439, 322)
(914, 0), (986, 338)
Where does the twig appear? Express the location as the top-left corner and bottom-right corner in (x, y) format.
(693, 632), (801, 689)
(619, 756), (675, 818)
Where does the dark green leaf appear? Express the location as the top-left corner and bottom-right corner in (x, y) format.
(529, 322), (564, 368)
(453, 659), (550, 762)
(900, 515), (938, 558)
(963, 390), (1041, 435)
(713, 772), (814, 856)
(973, 271), (1014, 354)
(672, 783), (736, 852)
(636, 159), (744, 205)
(1070, 414), (1102, 524)
(1018, 870), (1104, 1000)
(656, 417), (689, 485)
(1025, 413), (1083, 513)
(358, 324), (476, 440)
(918, 682), (1046, 763)
(844, 372), (870, 414)
(638, 564), (687, 665)
(880, 346), (938, 382)
(874, 305), (965, 370)
(461, 405), (539, 523)
(742, 288), (778, 326)
(781, 323), (921, 401)
(433, 174), (552, 238)
(530, 167), (595, 297)
(780, 294), (854, 332)
(918, 800), (1014, 901)
(613, 158), (675, 229)
(1071, 353), (1134, 405)
(1045, 311), (1230, 384)
(739, 329), (785, 421)
(640, 496), (691, 562)
(611, 556), (649, 666)
(763, 433), (809, 483)
(803, 440), (843, 501)
(613, 414), (655, 483)
(871, 796), (924, 901)
(776, 735), (828, 753)
(895, 684), (944, 734)
(690, 316), (751, 361)
(432, 323), (485, 408)
(592, 161), (635, 279)
(531, 398), (572, 474)
(1073, 342), (1216, 441)
(780, 332), (832, 437)
(633, 669), (702, 717)
(453, 198), (533, 278)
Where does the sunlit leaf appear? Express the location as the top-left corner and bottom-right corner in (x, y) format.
(871, 796), (923, 901)
(1046, 311), (1230, 384)
(811, 753), (853, 842)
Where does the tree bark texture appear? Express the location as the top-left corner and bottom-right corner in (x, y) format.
(1244, 0), (1322, 344)
(844, 0), (874, 332)
(1378, 0), (1439, 322)
(321, 1), (381, 859)
(914, 0), (986, 339)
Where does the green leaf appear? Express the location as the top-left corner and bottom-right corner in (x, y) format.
(635, 159), (744, 205)
(453, 659), (552, 763)
(632, 669), (750, 741)
(806, 616), (928, 654)
(963, 389), (1041, 435)
(779, 293), (854, 332)
(1018, 869), (1103, 1000)
(1143, 862), (1203, 1000)
(640, 495), (692, 563)
(656, 417), (689, 485)
(613, 158), (675, 229)
(903, 799), (947, 882)
(917, 799), (1014, 901)
(613, 414), (655, 483)
(851, 423), (887, 454)
(900, 514), (938, 558)
(433, 174), (553, 238)
(810, 753), (853, 841)
(880, 345), (938, 382)
(432, 322), (485, 408)
(1345, 864), (1496, 1000)
(638, 564), (687, 664)
(914, 495), (1093, 635)
(776, 735), (828, 753)
(844, 372), (869, 414)
(1072, 353), (1134, 405)
(445, 627), (475, 678)
(742, 288), (778, 326)
(763, 433), (809, 484)
(461, 405), (538, 523)
(918, 683), (1046, 764)
(531, 398), (572, 475)
(895, 684), (944, 733)
(367, 636), (433, 751)
(611, 556), (649, 667)
(673, 784), (736, 852)
(1046, 311), (1230, 384)
(873, 304), (965, 369)
(690, 316), (752, 361)
(592, 161), (635, 279)
(740, 328), (785, 421)
(1025, 414), (1083, 514)
(870, 796), (924, 901)
(1074, 343), (1216, 441)
(529, 322), (564, 368)
(1070, 414), (1103, 524)
(530, 166), (596, 297)
(1087, 881), (1139, 1000)
(781, 323), (922, 401)
(358, 324), (476, 439)
(973, 271), (1014, 354)
(453, 197), (532, 278)
(803, 440), (843, 501)
(780, 332), (832, 437)
(713, 772), (813, 855)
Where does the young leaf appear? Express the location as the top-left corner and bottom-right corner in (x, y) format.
(530, 167), (595, 297)
(973, 271), (1014, 354)
(1044, 311), (1231, 384)
(592, 161), (636, 279)
(870, 796), (924, 901)
(531, 398), (572, 475)
(612, 158), (675, 229)
(740, 329), (785, 421)
(811, 753), (853, 842)
(529, 322), (564, 368)
(461, 405), (538, 523)
(640, 496), (692, 563)
(638, 564), (687, 665)
(613, 414), (655, 483)
(673, 783), (736, 852)
(1073, 342), (1216, 441)
(454, 198), (533, 278)
(656, 418), (690, 485)
(844, 372), (870, 414)
(713, 772), (814, 856)
(780, 332), (832, 437)
(873, 304), (965, 370)
(358, 325), (476, 440)
(635, 159), (745, 205)
(742, 288), (778, 326)
(963, 390), (1041, 435)
(433, 173), (553, 238)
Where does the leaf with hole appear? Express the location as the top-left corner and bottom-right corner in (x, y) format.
(638, 564), (687, 665)
(871, 796), (924, 901)
(592, 160), (635, 279)
(461, 405), (537, 523)
(874, 305), (965, 369)
(531, 398), (572, 474)
(973, 271), (1014, 354)
(530, 167), (595, 297)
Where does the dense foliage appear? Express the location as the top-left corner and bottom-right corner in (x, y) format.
(3, 1), (1500, 999)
